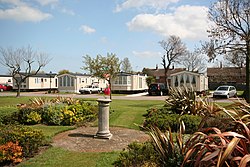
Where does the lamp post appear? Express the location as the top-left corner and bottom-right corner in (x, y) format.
(49, 71), (52, 93)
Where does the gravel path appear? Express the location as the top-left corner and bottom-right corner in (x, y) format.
(52, 126), (150, 152)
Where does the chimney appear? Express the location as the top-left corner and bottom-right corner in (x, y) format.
(156, 64), (158, 70)
(172, 64), (175, 69)
(220, 62), (223, 68)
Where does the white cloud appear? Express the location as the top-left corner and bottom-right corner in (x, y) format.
(35, 0), (58, 6)
(115, 0), (179, 12)
(79, 25), (96, 34)
(132, 51), (162, 58)
(100, 37), (108, 44)
(0, 0), (52, 22)
(60, 7), (75, 16)
(0, 0), (24, 6)
(127, 5), (210, 40)
(0, 5), (52, 22)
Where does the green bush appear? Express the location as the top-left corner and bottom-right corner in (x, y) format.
(0, 107), (19, 125)
(42, 104), (65, 125)
(143, 107), (201, 133)
(0, 98), (98, 126)
(180, 115), (202, 134)
(18, 107), (43, 125)
(0, 124), (47, 157)
(113, 141), (160, 167)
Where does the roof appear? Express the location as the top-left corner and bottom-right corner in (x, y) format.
(207, 67), (246, 77)
(0, 75), (12, 77)
(170, 70), (204, 77)
(58, 73), (91, 77)
(17, 72), (57, 78)
(144, 68), (186, 77)
(117, 72), (146, 76)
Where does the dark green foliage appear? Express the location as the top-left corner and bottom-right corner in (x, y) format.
(180, 115), (202, 134)
(2, 98), (98, 126)
(42, 104), (65, 125)
(143, 107), (201, 134)
(0, 124), (47, 157)
(18, 107), (43, 125)
(0, 107), (19, 125)
(113, 141), (160, 167)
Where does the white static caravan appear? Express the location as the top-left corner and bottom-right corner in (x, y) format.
(170, 70), (208, 93)
(0, 75), (12, 85)
(57, 73), (108, 93)
(12, 73), (58, 91)
(112, 72), (148, 93)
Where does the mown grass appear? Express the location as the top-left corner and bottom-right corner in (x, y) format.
(0, 96), (32, 106)
(18, 147), (119, 167)
(28, 125), (75, 141)
(109, 99), (164, 129)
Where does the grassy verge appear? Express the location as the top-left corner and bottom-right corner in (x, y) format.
(109, 99), (164, 129)
(18, 147), (119, 167)
(28, 125), (75, 141)
(0, 96), (32, 106)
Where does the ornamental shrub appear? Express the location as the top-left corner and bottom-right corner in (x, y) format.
(143, 107), (201, 133)
(42, 104), (64, 125)
(0, 141), (23, 165)
(0, 106), (19, 125)
(0, 125), (46, 157)
(17, 107), (43, 125)
(113, 141), (160, 167)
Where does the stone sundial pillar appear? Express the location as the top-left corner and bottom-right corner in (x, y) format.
(95, 98), (112, 139)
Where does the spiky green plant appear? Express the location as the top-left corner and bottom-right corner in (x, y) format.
(166, 87), (222, 116)
(146, 121), (186, 166)
(181, 100), (250, 167)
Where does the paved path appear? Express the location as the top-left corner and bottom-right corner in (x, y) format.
(52, 126), (150, 152)
(0, 91), (167, 101)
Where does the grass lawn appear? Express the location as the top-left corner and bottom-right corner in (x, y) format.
(18, 147), (119, 167)
(0, 96), (165, 167)
(109, 99), (164, 129)
(0, 96), (32, 106)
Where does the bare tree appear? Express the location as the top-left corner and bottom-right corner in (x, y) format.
(0, 46), (50, 97)
(82, 53), (120, 99)
(203, 0), (250, 101)
(182, 49), (207, 73)
(121, 57), (133, 73)
(159, 35), (187, 88)
(224, 50), (246, 67)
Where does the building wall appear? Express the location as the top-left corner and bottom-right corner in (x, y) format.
(112, 74), (148, 92)
(170, 71), (208, 92)
(0, 76), (12, 85)
(12, 75), (58, 90)
(27, 77), (57, 89)
(58, 74), (108, 93)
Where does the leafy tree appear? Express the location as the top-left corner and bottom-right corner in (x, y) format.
(82, 53), (120, 99)
(121, 57), (133, 73)
(0, 46), (50, 97)
(204, 0), (250, 101)
(159, 35), (187, 88)
(58, 69), (70, 75)
(146, 76), (156, 87)
(182, 49), (207, 73)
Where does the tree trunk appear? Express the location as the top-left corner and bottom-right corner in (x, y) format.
(16, 84), (21, 98)
(245, 43), (250, 103)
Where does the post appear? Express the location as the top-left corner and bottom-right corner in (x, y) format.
(95, 98), (112, 139)
(49, 71), (52, 93)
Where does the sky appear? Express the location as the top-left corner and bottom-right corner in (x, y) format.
(0, 0), (217, 74)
